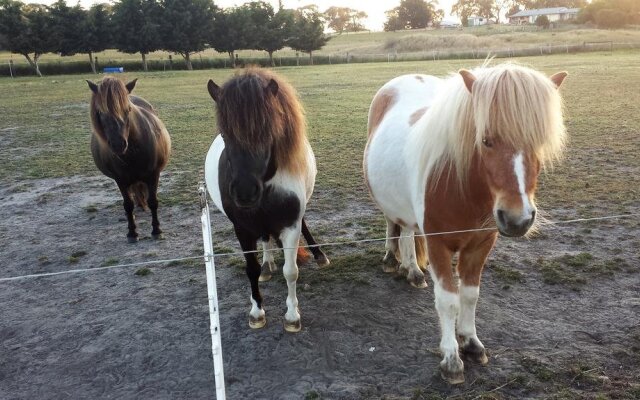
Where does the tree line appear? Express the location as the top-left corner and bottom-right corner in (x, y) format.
(0, 0), (330, 77)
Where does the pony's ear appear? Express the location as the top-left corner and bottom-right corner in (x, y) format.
(207, 79), (221, 102)
(265, 78), (279, 96)
(459, 69), (476, 93)
(86, 80), (98, 93)
(549, 71), (568, 88)
(125, 78), (138, 93)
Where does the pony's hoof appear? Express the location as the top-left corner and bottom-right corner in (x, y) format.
(249, 315), (266, 329)
(382, 253), (398, 273)
(315, 254), (330, 268)
(440, 366), (465, 385)
(409, 278), (428, 288)
(461, 341), (489, 365)
(127, 235), (139, 243)
(284, 319), (301, 333)
(259, 262), (274, 282)
(152, 233), (164, 240)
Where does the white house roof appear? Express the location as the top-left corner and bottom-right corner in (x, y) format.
(509, 7), (580, 18)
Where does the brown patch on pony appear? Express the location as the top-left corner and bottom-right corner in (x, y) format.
(296, 245), (311, 264)
(414, 236), (428, 269)
(367, 87), (397, 137)
(409, 107), (428, 126)
(214, 66), (308, 176)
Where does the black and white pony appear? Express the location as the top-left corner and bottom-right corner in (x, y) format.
(204, 67), (329, 332)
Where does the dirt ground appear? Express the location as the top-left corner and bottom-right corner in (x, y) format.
(1, 175), (639, 400)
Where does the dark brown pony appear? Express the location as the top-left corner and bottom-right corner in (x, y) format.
(87, 77), (171, 242)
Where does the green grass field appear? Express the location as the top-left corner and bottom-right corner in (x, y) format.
(1, 51), (639, 217)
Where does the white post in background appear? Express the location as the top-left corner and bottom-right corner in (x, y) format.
(199, 185), (226, 400)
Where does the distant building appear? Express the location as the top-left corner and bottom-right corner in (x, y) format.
(508, 7), (580, 25)
(468, 16), (490, 26)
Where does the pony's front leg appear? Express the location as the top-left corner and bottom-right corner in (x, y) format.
(116, 182), (138, 243)
(398, 227), (427, 288)
(382, 218), (400, 273)
(235, 227), (266, 329)
(428, 240), (464, 384)
(147, 173), (163, 239)
(280, 225), (302, 332)
(457, 233), (497, 365)
(259, 238), (277, 282)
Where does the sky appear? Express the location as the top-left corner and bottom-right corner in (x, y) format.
(36, 0), (459, 31)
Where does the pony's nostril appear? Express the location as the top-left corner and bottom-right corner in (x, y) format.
(530, 210), (536, 221)
(496, 209), (506, 226)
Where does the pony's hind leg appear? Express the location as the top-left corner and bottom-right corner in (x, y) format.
(147, 173), (163, 239)
(398, 227), (428, 288)
(235, 227), (266, 329)
(301, 217), (330, 267)
(259, 237), (277, 282)
(382, 218), (400, 273)
(456, 234), (497, 366)
(117, 182), (138, 243)
(280, 225), (302, 333)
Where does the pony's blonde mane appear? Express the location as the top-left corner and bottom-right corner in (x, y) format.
(216, 67), (308, 175)
(89, 76), (135, 143)
(410, 62), (566, 188)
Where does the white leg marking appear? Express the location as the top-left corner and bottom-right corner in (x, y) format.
(280, 226), (301, 325)
(458, 285), (482, 347)
(249, 297), (265, 320)
(513, 152), (535, 220)
(433, 280), (461, 363)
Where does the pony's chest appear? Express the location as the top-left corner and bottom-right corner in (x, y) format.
(225, 186), (301, 238)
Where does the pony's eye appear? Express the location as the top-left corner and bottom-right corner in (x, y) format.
(482, 137), (493, 148)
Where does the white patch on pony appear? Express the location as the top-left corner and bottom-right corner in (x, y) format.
(458, 285), (482, 347)
(250, 297), (264, 320)
(430, 274), (461, 364)
(513, 152), (535, 220)
(280, 226), (301, 324)
(262, 239), (275, 267)
(204, 134), (227, 216)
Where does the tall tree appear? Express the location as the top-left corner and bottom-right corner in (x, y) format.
(288, 6), (329, 65)
(79, 3), (113, 74)
(49, 0), (86, 57)
(112, 0), (162, 72)
(160, 0), (217, 70)
(451, 0), (477, 26)
(324, 7), (367, 33)
(384, 0), (441, 31)
(245, 2), (293, 67)
(0, 0), (54, 76)
(210, 5), (251, 67)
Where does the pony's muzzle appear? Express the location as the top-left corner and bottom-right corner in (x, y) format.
(495, 209), (535, 237)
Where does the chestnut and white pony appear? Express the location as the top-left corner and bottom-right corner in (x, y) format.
(364, 63), (567, 383)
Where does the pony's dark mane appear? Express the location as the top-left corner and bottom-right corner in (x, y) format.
(217, 67), (308, 175)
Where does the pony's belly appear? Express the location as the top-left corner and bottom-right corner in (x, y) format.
(366, 127), (419, 229)
(204, 135), (227, 216)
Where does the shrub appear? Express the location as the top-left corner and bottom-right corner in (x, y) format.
(595, 9), (627, 29)
(535, 15), (550, 29)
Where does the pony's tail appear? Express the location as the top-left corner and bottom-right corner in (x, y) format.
(296, 242), (312, 265)
(415, 236), (429, 272)
(129, 182), (149, 210)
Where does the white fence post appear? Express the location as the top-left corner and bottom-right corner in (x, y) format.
(199, 185), (226, 400)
